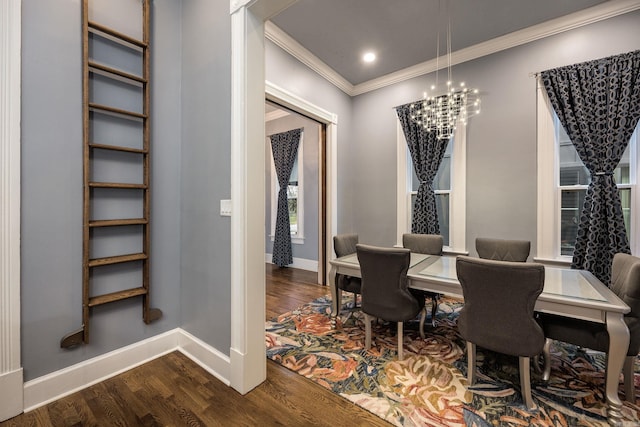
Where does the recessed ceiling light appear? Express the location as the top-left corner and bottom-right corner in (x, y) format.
(363, 52), (376, 63)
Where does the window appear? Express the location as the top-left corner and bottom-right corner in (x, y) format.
(409, 142), (452, 246)
(396, 122), (466, 253)
(270, 132), (304, 243)
(536, 79), (639, 261)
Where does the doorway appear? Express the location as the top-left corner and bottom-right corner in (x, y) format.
(265, 100), (326, 284)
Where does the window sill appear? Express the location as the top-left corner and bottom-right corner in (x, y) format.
(269, 235), (305, 245)
(532, 257), (572, 267)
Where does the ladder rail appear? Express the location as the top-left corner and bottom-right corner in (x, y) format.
(62, 0), (161, 349)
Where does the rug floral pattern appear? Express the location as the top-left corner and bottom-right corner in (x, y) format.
(266, 295), (640, 426)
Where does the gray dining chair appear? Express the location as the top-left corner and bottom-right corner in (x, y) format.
(456, 256), (545, 410)
(539, 253), (640, 402)
(402, 233), (444, 336)
(476, 237), (531, 262)
(333, 234), (362, 312)
(356, 244), (425, 360)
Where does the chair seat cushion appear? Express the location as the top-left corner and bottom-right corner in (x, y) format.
(539, 312), (640, 356)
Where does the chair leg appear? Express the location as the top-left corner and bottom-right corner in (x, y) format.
(431, 295), (439, 327)
(519, 356), (536, 411)
(541, 338), (552, 382)
(623, 355), (636, 403)
(419, 306), (427, 339)
(352, 292), (358, 308)
(467, 342), (477, 385)
(397, 321), (404, 360)
(364, 313), (373, 350)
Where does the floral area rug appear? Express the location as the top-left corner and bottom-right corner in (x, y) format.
(265, 294), (640, 426)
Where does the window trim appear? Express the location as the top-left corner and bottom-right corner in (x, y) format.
(536, 77), (640, 262)
(396, 120), (467, 253)
(269, 132), (305, 244)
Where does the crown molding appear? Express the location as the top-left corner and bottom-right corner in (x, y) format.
(265, 108), (290, 122)
(264, 21), (355, 96)
(268, 0), (640, 97)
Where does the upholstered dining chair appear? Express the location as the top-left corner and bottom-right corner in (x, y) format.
(356, 244), (425, 360)
(456, 256), (545, 410)
(402, 233), (444, 335)
(333, 234), (362, 312)
(539, 253), (640, 402)
(476, 237), (531, 262)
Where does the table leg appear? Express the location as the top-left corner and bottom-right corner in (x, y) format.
(328, 264), (340, 328)
(604, 311), (630, 427)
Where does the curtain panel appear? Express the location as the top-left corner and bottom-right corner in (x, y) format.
(396, 103), (450, 235)
(270, 128), (302, 267)
(541, 50), (640, 284)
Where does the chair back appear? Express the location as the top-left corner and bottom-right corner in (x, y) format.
(402, 233), (443, 255)
(611, 253), (640, 352)
(356, 244), (423, 322)
(456, 256), (545, 357)
(334, 234), (358, 257)
(476, 237), (530, 262)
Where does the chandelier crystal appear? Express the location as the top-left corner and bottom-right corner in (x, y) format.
(410, 1), (481, 140)
(410, 82), (481, 140)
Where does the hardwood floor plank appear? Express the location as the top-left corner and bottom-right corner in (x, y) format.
(1, 264), (390, 427)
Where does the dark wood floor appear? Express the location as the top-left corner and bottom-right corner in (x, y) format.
(1, 265), (390, 427)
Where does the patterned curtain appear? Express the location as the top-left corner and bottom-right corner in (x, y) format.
(396, 103), (450, 234)
(541, 50), (640, 284)
(270, 128), (302, 267)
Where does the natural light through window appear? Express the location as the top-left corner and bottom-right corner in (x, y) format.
(536, 78), (639, 261)
(270, 132), (304, 244)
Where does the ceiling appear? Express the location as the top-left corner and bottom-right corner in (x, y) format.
(269, 0), (611, 87)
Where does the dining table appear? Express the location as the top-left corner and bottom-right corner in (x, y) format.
(328, 253), (631, 427)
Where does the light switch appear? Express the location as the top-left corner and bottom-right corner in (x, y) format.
(220, 199), (232, 216)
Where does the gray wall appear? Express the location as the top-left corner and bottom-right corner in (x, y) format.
(179, 0), (232, 351)
(349, 10), (640, 253)
(265, 112), (320, 263)
(20, 0), (181, 380)
(265, 40), (355, 237)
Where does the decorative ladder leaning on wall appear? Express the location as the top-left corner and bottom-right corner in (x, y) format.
(61, 0), (162, 348)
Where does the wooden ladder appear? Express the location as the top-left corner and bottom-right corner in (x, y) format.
(61, 0), (161, 348)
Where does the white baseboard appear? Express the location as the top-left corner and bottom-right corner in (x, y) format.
(177, 329), (231, 385)
(0, 368), (23, 421)
(265, 253), (318, 272)
(22, 328), (231, 413)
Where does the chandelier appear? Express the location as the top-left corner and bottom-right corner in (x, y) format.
(410, 1), (481, 140)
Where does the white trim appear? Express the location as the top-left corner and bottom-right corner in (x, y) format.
(536, 76), (640, 260)
(265, 21), (353, 96)
(396, 123), (410, 244)
(536, 76), (560, 261)
(0, 0), (23, 421)
(265, 254), (318, 272)
(265, 108), (290, 122)
(22, 328), (231, 413)
(265, 81), (338, 285)
(230, 0), (299, 396)
(266, 81), (338, 125)
(449, 124), (467, 254)
(266, 1), (640, 97)
(396, 120), (467, 252)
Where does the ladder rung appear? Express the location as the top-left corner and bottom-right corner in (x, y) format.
(89, 143), (147, 154)
(89, 61), (146, 84)
(88, 21), (147, 49)
(88, 253), (147, 267)
(89, 103), (147, 120)
(88, 287), (148, 307)
(89, 182), (147, 189)
(89, 218), (148, 227)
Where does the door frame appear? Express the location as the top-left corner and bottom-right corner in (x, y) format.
(265, 81), (337, 285)
(0, 0), (24, 421)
